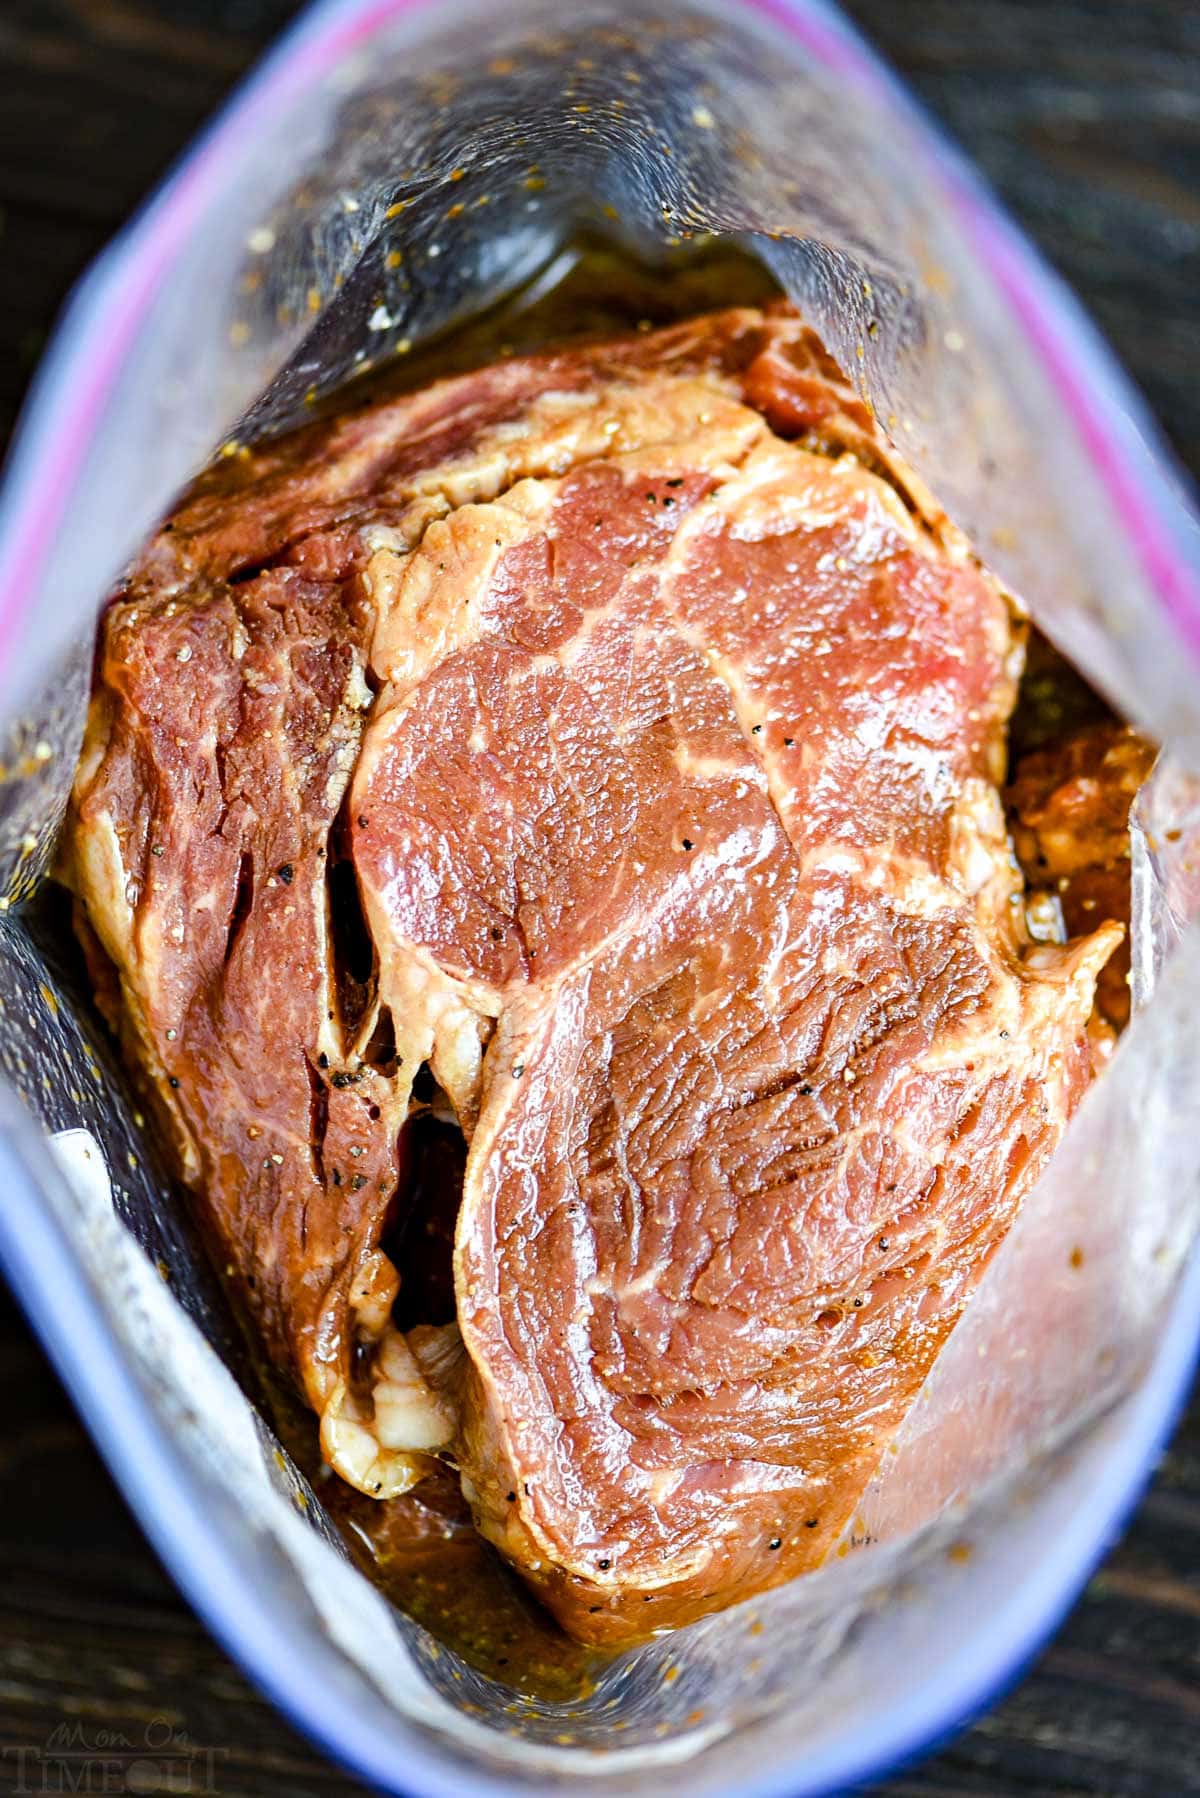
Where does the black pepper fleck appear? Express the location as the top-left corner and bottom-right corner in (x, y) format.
(318, 1053), (329, 1069)
(168, 1076), (180, 1089)
(768, 1537), (782, 1551)
(278, 863), (294, 884)
(598, 1558), (611, 1570)
(681, 837), (694, 851)
(350, 1175), (367, 1192)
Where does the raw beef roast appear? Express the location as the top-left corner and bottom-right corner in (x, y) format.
(64, 305), (1122, 1643)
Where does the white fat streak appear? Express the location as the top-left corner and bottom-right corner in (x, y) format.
(348, 1249), (400, 1341)
(72, 807), (134, 969)
(947, 779), (1012, 901)
(366, 480), (557, 690)
(911, 921), (1122, 1080)
(66, 808), (203, 1181)
(372, 1325), (456, 1452)
(319, 1375), (435, 1498)
(366, 924), (497, 1118)
(646, 1468), (686, 1506)
(480, 376), (762, 479)
(684, 437), (923, 549)
(671, 744), (763, 784)
(1026, 890), (1067, 944)
(585, 1259), (670, 1302)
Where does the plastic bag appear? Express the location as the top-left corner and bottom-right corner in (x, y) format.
(2, 1), (1200, 1792)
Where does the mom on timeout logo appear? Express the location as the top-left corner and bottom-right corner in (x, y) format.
(2, 1718), (227, 1794)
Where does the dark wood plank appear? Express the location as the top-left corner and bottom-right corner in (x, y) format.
(0, 3), (1197, 1794)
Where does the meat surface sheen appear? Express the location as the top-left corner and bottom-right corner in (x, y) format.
(64, 305), (1121, 1643)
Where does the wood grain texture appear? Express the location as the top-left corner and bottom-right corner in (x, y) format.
(0, 2), (1197, 1793)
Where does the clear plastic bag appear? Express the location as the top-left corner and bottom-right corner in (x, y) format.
(2, 1), (1200, 1792)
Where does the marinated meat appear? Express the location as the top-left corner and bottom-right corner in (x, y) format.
(1008, 722), (1155, 1035)
(63, 305), (1123, 1645)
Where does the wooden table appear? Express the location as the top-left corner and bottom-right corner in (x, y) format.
(1, 3), (1198, 1792)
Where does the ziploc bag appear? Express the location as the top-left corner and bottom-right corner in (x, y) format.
(2, 1), (1200, 1792)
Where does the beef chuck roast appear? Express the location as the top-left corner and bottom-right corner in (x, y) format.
(64, 305), (1121, 1643)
